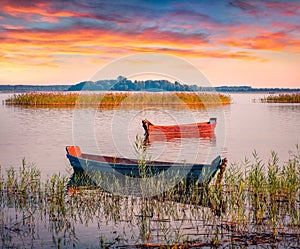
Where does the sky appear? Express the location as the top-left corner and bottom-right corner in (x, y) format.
(0, 0), (300, 87)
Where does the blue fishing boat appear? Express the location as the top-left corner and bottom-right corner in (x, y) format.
(66, 146), (226, 185)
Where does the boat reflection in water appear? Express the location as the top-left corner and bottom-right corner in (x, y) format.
(66, 167), (226, 216)
(143, 130), (216, 144)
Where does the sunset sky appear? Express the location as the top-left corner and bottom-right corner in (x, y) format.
(1, 0), (300, 87)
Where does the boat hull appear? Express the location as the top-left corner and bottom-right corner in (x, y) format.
(66, 146), (222, 185)
(142, 118), (217, 138)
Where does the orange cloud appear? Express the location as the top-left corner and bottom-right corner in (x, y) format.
(2, 24), (24, 30)
(218, 30), (300, 52)
(0, 25), (264, 67)
(128, 46), (262, 60)
(2, 2), (131, 25)
(4, 4), (76, 18)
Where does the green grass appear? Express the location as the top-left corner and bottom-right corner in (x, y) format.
(223, 149), (300, 237)
(262, 93), (300, 103)
(0, 147), (299, 247)
(5, 92), (231, 109)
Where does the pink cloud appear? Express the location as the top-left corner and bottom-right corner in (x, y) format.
(218, 29), (300, 52)
(264, 1), (300, 16)
(2, 24), (24, 30)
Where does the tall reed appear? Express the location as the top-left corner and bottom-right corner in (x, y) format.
(5, 92), (231, 109)
(261, 93), (300, 103)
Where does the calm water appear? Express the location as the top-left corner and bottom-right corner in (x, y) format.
(1, 92), (300, 248)
(1, 92), (300, 178)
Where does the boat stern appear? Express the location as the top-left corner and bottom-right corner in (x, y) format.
(209, 118), (217, 124)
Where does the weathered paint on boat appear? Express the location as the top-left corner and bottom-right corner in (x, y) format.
(142, 118), (217, 137)
(66, 146), (223, 185)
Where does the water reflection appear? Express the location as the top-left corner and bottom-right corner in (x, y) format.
(1, 166), (299, 248)
(143, 131), (216, 144)
(2, 93), (300, 178)
(267, 103), (300, 118)
(67, 171), (223, 211)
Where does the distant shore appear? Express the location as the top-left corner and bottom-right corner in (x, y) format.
(1, 83), (300, 94)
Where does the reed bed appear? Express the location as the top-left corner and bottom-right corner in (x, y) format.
(0, 147), (299, 248)
(5, 92), (231, 109)
(261, 93), (300, 103)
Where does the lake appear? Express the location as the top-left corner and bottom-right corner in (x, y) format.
(1, 92), (300, 178)
(1, 91), (300, 248)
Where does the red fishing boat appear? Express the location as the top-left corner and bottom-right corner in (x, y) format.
(142, 118), (217, 138)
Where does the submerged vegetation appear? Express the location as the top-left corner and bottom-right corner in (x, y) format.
(5, 92), (231, 109)
(262, 93), (300, 103)
(1, 147), (300, 248)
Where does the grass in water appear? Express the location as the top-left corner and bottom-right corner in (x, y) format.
(261, 93), (300, 103)
(5, 92), (231, 109)
(0, 147), (299, 248)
